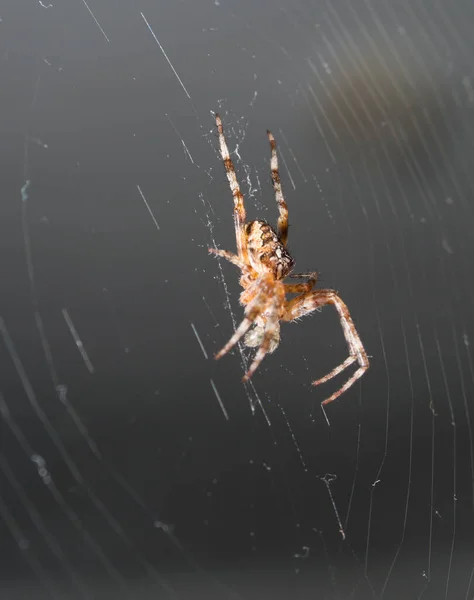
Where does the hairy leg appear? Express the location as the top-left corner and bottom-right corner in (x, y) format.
(208, 247), (247, 270)
(284, 272), (318, 294)
(215, 276), (273, 361)
(215, 114), (248, 261)
(242, 284), (285, 381)
(267, 130), (289, 246)
(282, 289), (369, 405)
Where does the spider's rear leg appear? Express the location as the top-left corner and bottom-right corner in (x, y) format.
(242, 324), (276, 382)
(215, 276), (273, 361)
(242, 289), (284, 382)
(282, 289), (369, 405)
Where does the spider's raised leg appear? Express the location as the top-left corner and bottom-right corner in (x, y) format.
(267, 130), (289, 247)
(282, 289), (369, 405)
(215, 114), (248, 262)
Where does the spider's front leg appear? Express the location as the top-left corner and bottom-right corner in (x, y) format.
(282, 289), (369, 405)
(215, 114), (249, 263)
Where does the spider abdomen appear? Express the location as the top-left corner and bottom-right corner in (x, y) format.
(246, 220), (294, 279)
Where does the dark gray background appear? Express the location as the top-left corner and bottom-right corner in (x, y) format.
(1, 1), (474, 598)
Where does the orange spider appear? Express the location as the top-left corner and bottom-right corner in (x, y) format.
(210, 114), (369, 405)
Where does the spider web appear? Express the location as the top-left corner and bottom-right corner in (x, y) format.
(1, 0), (474, 599)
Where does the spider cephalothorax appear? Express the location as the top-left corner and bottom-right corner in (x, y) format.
(210, 114), (369, 405)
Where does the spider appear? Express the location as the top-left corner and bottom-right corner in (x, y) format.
(210, 114), (369, 405)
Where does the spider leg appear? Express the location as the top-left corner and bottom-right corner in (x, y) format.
(242, 325), (274, 382)
(284, 272), (318, 294)
(208, 247), (248, 270)
(313, 355), (357, 385)
(215, 114), (248, 262)
(267, 130), (289, 247)
(282, 289), (369, 405)
(289, 272), (319, 280)
(242, 286), (284, 382)
(215, 277), (272, 361)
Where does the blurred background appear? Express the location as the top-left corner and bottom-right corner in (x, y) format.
(1, 0), (474, 598)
